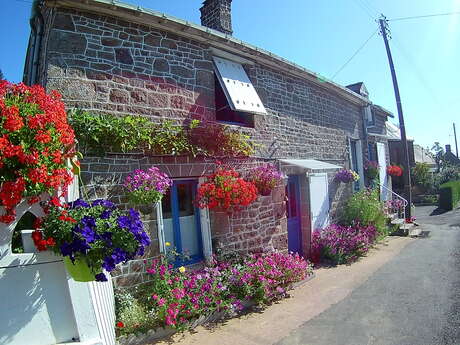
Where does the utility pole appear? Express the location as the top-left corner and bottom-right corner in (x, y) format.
(454, 123), (459, 158)
(378, 15), (412, 218)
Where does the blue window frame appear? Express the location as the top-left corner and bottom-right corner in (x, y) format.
(161, 180), (204, 266)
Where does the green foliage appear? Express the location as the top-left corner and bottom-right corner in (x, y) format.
(68, 110), (255, 157)
(151, 119), (201, 156)
(341, 189), (387, 236)
(411, 162), (432, 188)
(439, 180), (460, 211)
(434, 165), (460, 188)
(115, 289), (151, 336)
(68, 110), (155, 154)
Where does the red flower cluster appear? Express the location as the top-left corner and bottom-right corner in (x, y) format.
(196, 168), (258, 211)
(0, 81), (77, 223)
(387, 165), (403, 177)
(31, 218), (55, 251)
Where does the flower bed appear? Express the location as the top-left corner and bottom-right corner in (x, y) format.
(311, 223), (377, 265)
(115, 252), (313, 337)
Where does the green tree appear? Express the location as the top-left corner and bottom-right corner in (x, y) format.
(430, 142), (445, 173)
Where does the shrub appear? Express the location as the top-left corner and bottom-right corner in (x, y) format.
(411, 162), (431, 187)
(439, 180), (460, 210)
(434, 165), (460, 188)
(341, 189), (387, 236)
(115, 289), (151, 336)
(311, 224), (377, 264)
(0, 81), (77, 223)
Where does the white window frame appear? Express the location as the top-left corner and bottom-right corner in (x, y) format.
(348, 138), (365, 191)
(155, 179), (213, 262)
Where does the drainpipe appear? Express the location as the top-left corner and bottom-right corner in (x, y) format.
(24, 0), (44, 85)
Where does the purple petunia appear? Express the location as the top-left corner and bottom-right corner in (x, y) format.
(95, 273), (108, 282)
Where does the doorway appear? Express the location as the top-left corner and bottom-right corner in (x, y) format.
(286, 175), (302, 254)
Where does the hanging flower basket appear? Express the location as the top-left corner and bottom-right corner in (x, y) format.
(387, 165), (403, 177)
(33, 198), (151, 282)
(196, 167), (258, 212)
(124, 166), (172, 206)
(364, 160), (379, 180)
(63, 257), (102, 282)
(334, 169), (360, 183)
(0, 81), (78, 224)
(247, 164), (283, 196)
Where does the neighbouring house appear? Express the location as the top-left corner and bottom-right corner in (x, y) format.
(443, 144), (460, 166)
(346, 82), (393, 199)
(23, 0), (392, 287)
(387, 121), (415, 168)
(413, 144), (436, 172)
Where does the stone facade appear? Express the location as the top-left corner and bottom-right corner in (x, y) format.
(27, 1), (390, 286)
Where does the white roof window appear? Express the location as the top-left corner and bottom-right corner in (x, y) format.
(212, 56), (267, 115)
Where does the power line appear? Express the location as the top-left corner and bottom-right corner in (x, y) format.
(352, 0), (375, 20)
(390, 11), (460, 22)
(331, 29), (378, 80)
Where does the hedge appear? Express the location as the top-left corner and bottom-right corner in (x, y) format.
(439, 180), (460, 210)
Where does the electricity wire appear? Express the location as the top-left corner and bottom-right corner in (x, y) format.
(331, 29), (378, 80)
(390, 11), (460, 21)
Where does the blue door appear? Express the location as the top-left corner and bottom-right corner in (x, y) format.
(286, 175), (302, 254)
(161, 180), (204, 265)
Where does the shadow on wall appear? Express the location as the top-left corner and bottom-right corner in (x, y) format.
(0, 257), (78, 345)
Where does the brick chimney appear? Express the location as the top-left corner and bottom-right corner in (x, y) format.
(446, 144), (452, 153)
(200, 0), (233, 35)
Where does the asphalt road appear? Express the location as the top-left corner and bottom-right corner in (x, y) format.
(277, 206), (460, 345)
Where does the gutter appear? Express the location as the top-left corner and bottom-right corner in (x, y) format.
(45, 0), (372, 107)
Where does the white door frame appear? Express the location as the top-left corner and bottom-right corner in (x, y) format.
(309, 173), (330, 231)
(376, 142), (389, 200)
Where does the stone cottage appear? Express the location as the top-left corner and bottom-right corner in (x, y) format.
(24, 0), (392, 286)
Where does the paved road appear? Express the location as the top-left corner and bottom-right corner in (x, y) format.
(277, 206), (460, 345)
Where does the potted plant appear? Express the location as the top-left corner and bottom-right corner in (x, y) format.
(334, 169), (360, 184)
(0, 81), (78, 224)
(364, 160), (379, 180)
(32, 198), (151, 282)
(124, 166), (172, 205)
(248, 164), (283, 196)
(387, 165), (403, 177)
(196, 167), (258, 212)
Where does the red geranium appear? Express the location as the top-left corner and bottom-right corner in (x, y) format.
(387, 165), (403, 177)
(196, 167), (258, 211)
(0, 81), (77, 224)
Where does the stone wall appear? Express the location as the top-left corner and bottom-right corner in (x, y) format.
(32, 5), (377, 277)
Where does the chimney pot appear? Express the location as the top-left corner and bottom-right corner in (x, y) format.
(200, 0), (233, 35)
(446, 144), (451, 152)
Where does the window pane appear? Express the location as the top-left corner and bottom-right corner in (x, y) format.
(177, 183), (194, 217)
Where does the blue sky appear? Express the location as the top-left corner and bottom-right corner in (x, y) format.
(1, 0), (459, 152)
